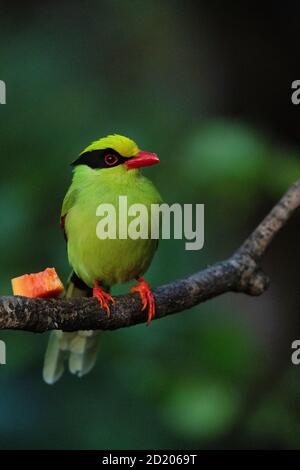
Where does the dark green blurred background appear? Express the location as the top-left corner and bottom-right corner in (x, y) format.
(0, 0), (300, 450)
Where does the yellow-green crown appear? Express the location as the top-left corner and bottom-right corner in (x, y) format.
(80, 134), (139, 158)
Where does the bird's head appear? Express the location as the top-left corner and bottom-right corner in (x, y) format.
(71, 134), (159, 174)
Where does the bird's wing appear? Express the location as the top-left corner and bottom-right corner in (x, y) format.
(60, 187), (79, 241)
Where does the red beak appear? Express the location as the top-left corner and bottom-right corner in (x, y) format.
(124, 150), (160, 169)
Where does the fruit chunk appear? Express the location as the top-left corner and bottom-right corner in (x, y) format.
(11, 268), (64, 298)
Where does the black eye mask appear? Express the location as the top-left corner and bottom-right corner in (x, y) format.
(71, 148), (130, 169)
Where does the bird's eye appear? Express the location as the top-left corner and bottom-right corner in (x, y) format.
(104, 154), (118, 166)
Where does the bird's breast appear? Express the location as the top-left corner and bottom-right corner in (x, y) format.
(65, 176), (161, 287)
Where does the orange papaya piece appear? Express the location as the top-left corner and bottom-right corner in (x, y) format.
(11, 267), (64, 298)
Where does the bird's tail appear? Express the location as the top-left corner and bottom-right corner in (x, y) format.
(43, 272), (101, 385)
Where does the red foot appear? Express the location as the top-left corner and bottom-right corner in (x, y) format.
(130, 277), (155, 324)
(93, 281), (114, 316)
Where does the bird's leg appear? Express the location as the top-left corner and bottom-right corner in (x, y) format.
(93, 280), (114, 316)
(130, 277), (156, 324)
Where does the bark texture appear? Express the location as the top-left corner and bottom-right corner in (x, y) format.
(0, 181), (299, 333)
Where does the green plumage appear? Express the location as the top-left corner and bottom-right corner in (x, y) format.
(43, 134), (162, 384)
(65, 164), (161, 286)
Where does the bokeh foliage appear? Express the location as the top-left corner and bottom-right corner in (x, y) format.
(0, 0), (299, 449)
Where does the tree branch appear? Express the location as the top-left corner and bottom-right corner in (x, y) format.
(1, 181), (300, 333)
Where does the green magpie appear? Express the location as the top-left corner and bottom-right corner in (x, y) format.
(43, 134), (162, 384)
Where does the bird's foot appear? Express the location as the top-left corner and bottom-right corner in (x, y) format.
(130, 277), (155, 324)
(93, 281), (114, 316)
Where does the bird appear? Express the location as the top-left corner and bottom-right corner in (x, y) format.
(43, 134), (162, 384)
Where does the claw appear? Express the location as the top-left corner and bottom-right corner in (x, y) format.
(93, 280), (114, 316)
(130, 277), (155, 324)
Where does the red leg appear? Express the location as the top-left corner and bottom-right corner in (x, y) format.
(93, 281), (114, 316)
(130, 277), (156, 324)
